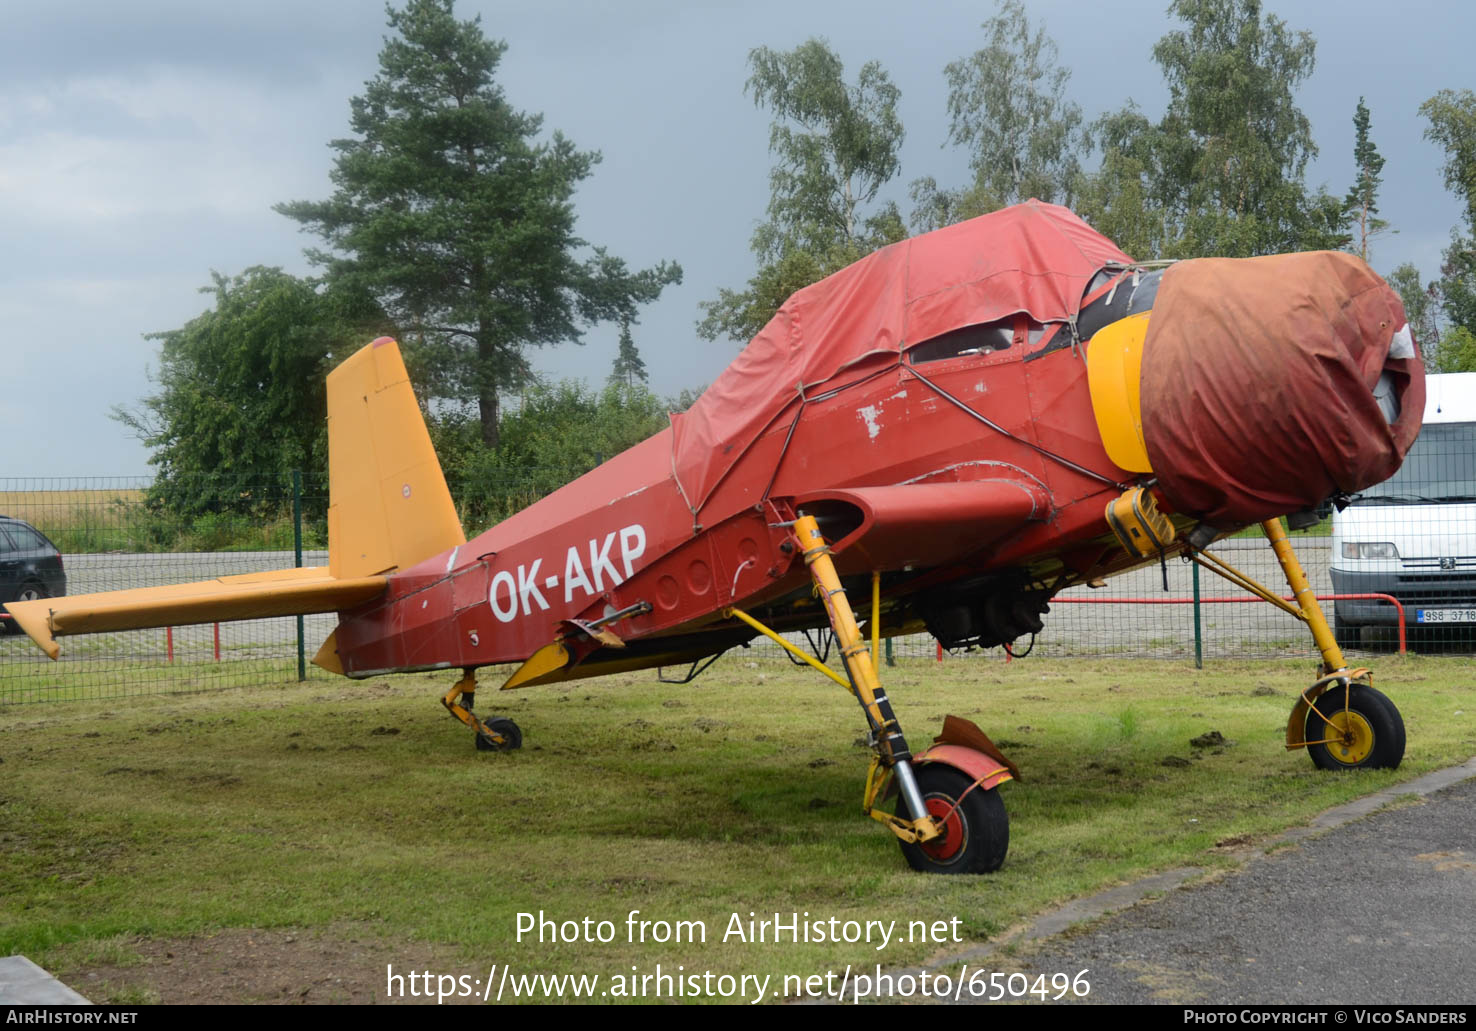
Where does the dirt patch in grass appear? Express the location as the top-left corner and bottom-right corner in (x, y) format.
(65, 928), (466, 1005)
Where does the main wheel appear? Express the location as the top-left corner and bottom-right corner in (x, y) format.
(474, 717), (522, 752)
(1304, 683), (1404, 770)
(894, 763), (1008, 874)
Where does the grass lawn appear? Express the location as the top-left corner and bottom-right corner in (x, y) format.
(1, 653), (1472, 1003)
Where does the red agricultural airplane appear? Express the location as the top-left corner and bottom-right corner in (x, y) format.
(7, 201), (1425, 874)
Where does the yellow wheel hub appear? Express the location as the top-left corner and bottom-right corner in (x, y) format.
(1321, 707), (1375, 765)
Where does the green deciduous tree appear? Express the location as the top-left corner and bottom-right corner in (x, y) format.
(1344, 97), (1391, 262)
(1428, 325), (1476, 374)
(1080, 0), (1348, 259)
(1151, 0), (1347, 256)
(697, 38), (906, 344)
(1074, 103), (1169, 260)
(1420, 89), (1476, 232)
(1435, 237), (1476, 347)
(429, 379), (671, 528)
(1420, 88), (1476, 364)
(912, 0), (1083, 232)
(1386, 261), (1441, 368)
(112, 267), (387, 517)
(277, 0), (679, 449)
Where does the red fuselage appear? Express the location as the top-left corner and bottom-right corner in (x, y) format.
(331, 326), (1127, 678)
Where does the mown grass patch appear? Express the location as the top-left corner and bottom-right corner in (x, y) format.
(1, 654), (1471, 1003)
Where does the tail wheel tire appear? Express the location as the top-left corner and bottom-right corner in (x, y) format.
(1304, 683), (1404, 771)
(475, 717), (522, 752)
(894, 763), (1008, 874)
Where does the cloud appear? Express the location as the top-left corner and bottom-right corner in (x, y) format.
(0, 67), (343, 225)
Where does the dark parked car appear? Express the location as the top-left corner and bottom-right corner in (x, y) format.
(0, 516), (66, 633)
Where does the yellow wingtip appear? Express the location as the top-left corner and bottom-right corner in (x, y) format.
(5, 602), (60, 659)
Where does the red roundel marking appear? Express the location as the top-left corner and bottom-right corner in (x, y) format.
(920, 796), (965, 861)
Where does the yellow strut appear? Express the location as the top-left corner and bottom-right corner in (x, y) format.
(1260, 518), (1348, 675)
(793, 515), (941, 843)
(440, 671), (512, 747)
(1112, 504), (1368, 751)
(795, 517), (892, 737)
(870, 571), (881, 671)
(726, 606), (850, 690)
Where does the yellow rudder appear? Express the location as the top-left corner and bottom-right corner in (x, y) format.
(326, 337), (466, 578)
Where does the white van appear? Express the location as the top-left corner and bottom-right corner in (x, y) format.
(1330, 372), (1476, 647)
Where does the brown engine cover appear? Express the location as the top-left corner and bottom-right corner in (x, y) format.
(1140, 252), (1425, 526)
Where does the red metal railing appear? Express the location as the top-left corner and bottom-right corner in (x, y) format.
(165, 624), (223, 663)
(2, 618), (229, 662)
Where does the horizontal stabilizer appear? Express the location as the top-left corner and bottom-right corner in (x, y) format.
(4, 567), (387, 660)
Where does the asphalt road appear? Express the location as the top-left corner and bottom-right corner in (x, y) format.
(1003, 772), (1476, 1005)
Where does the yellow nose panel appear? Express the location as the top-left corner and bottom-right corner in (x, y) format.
(1085, 310), (1154, 473)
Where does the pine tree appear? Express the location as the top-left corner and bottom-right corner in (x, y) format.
(609, 321), (648, 387)
(276, 0), (679, 448)
(1345, 97), (1391, 261)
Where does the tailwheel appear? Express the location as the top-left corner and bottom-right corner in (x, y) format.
(475, 717), (523, 752)
(1304, 683), (1404, 771)
(894, 764), (1008, 874)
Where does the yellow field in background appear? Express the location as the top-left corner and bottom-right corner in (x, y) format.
(0, 489), (145, 531)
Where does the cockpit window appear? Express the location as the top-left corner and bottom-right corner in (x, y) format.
(908, 314), (1049, 364)
(1082, 268), (1119, 298)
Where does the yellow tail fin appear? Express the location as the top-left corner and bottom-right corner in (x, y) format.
(326, 337), (465, 578)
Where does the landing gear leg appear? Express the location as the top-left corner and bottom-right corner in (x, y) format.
(789, 516), (938, 842)
(1260, 519), (1404, 770)
(730, 515), (1013, 873)
(442, 670), (522, 751)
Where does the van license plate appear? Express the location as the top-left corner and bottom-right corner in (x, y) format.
(1416, 608), (1476, 623)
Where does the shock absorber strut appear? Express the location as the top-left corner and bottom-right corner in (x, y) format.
(792, 515), (941, 843)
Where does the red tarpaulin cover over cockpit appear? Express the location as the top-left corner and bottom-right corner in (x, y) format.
(1140, 252), (1425, 526)
(670, 201), (1133, 514)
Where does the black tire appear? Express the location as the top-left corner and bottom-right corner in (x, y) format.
(475, 717), (522, 752)
(1332, 611), (1359, 651)
(5, 581), (47, 635)
(1304, 683), (1404, 771)
(894, 763), (1009, 874)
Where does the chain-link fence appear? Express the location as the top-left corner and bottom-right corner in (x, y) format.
(3, 455), (1473, 705)
(0, 476), (331, 704)
(742, 536), (1363, 668)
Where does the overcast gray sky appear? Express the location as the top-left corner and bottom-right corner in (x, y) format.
(2, 0), (1468, 478)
